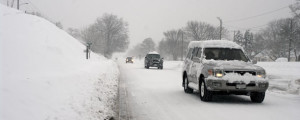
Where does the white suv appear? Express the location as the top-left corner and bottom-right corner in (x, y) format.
(182, 40), (268, 103)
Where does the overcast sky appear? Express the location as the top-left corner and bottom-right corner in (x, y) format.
(1, 0), (295, 47)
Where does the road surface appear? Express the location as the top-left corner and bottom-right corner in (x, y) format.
(118, 60), (300, 120)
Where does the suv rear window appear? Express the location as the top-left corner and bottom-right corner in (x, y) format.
(147, 54), (160, 59)
(204, 48), (249, 62)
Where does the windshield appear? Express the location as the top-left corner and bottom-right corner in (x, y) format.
(147, 54), (160, 59)
(204, 48), (249, 62)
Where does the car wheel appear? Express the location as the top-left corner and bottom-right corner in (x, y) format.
(199, 79), (213, 101)
(146, 65), (149, 69)
(250, 92), (265, 103)
(184, 77), (193, 93)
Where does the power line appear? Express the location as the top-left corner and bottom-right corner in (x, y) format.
(224, 24), (266, 32)
(224, 5), (291, 23)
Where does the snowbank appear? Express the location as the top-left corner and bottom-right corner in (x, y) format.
(257, 62), (300, 95)
(275, 57), (288, 62)
(0, 5), (118, 120)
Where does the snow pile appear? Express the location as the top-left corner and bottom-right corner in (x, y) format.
(287, 79), (300, 94)
(0, 5), (118, 120)
(188, 40), (242, 49)
(257, 62), (300, 95)
(275, 57), (288, 62)
(207, 73), (266, 84)
(223, 73), (265, 84)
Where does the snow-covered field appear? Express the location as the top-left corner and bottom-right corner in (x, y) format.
(119, 59), (300, 120)
(258, 62), (300, 95)
(0, 5), (118, 120)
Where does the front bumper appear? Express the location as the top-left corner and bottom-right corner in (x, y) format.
(205, 78), (269, 92)
(149, 62), (162, 67)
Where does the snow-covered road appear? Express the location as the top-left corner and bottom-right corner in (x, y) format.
(119, 60), (300, 120)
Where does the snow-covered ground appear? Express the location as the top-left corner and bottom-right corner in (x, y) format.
(257, 62), (300, 95)
(119, 59), (300, 120)
(0, 5), (118, 120)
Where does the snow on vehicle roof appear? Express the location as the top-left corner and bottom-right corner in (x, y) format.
(148, 51), (159, 54)
(188, 40), (242, 49)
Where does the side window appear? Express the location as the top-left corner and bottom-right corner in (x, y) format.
(196, 47), (202, 57)
(186, 48), (193, 60)
(191, 47), (199, 60)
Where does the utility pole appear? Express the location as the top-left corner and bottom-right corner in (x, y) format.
(17, 0), (19, 10)
(233, 31), (236, 42)
(181, 30), (184, 61)
(288, 18), (293, 62)
(217, 17), (222, 40)
(86, 43), (92, 59)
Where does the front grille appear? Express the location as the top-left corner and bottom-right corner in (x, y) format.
(152, 60), (159, 63)
(226, 83), (256, 86)
(224, 71), (256, 76)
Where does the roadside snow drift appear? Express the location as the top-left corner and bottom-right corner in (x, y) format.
(0, 5), (118, 120)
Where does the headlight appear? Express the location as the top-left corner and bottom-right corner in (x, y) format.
(256, 70), (266, 78)
(215, 69), (224, 78)
(208, 69), (224, 78)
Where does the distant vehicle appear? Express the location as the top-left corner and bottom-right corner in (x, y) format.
(182, 40), (268, 103)
(126, 57), (133, 63)
(144, 52), (164, 69)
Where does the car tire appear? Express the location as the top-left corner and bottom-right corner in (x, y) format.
(183, 77), (193, 93)
(146, 65), (149, 69)
(199, 79), (213, 101)
(250, 92), (265, 103)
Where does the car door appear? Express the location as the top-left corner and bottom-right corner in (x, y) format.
(188, 47), (199, 84)
(190, 47), (203, 84)
(184, 48), (193, 74)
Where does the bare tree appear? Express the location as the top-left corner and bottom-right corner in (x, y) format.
(81, 14), (129, 58)
(126, 38), (156, 58)
(258, 18), (295, 60)
(141, 38), (156, 54)
(157, 39), (170, 59)
(67, 28), (81, 39)
(185, 21), (228, 40)
(290, 0), (300, 18)
(55, 22), (63, 29)
(163, 30), (182, 60)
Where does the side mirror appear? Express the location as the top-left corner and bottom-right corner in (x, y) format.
(252, 60), (257, 64)
(192, 57), (201, 63)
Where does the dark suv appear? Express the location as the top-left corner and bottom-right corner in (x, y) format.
(182, 40), (268, 103)
(144, 52), (163, 69)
